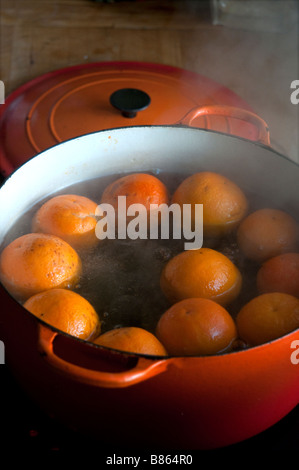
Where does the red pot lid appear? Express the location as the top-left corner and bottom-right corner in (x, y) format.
(0, 61), (259, 177)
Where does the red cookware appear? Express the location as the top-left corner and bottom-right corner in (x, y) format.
(0, 61), (261, 177)
(0, 114), (298, 449)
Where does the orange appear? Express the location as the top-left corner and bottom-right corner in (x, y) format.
(237, 208), (298, 263)
(93, 326), (168, 356)
(160, 247), (242, 306)
(0, 233), (81, 300)
(155, 298), (237, 356)
(24, 288), (100, 340)
(32, 194), (98, 249)
(236, 292), (299, 346)
(257, 252), (299, 297)
(171, 171), (248, 237)
(100, 173), (169, 222)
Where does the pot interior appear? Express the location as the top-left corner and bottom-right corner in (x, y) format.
(0, 126), (298, 238)
(0, 126), (298, 355)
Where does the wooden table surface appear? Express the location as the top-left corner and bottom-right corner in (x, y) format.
(1, 0), (298, 161)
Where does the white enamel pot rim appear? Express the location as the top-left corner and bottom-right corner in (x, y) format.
(0, 124), (298, 365)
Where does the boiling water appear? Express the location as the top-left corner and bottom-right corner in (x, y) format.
(1, 171), (275, 336)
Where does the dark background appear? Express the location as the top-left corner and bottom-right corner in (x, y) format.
(1, 364), (299, 455)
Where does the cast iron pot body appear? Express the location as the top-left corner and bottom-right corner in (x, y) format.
(0, 126), (298, 450)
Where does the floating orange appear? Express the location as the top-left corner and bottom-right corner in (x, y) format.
(32, 194), (98, 249)
(100, 173), (169, 226)
(0, 233), (81, 300)
(257, 252), (299, 297)
(171, 171), (248, 237)
(160, 247), (242, 306)
(156, 297), (237, 356)
(93, 326), (168, 356)
(24, 288), (100, 340)
(236, 292), (299, 346)
(237, 208), (298, 263)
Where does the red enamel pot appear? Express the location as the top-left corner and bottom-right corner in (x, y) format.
(0, 108), (298, 450)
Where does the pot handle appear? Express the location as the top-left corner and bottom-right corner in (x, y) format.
(38, 326), (169, 388)
(177, 105), (271, 147)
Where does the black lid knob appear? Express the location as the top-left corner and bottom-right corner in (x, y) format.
(110, 88), (151, 118)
